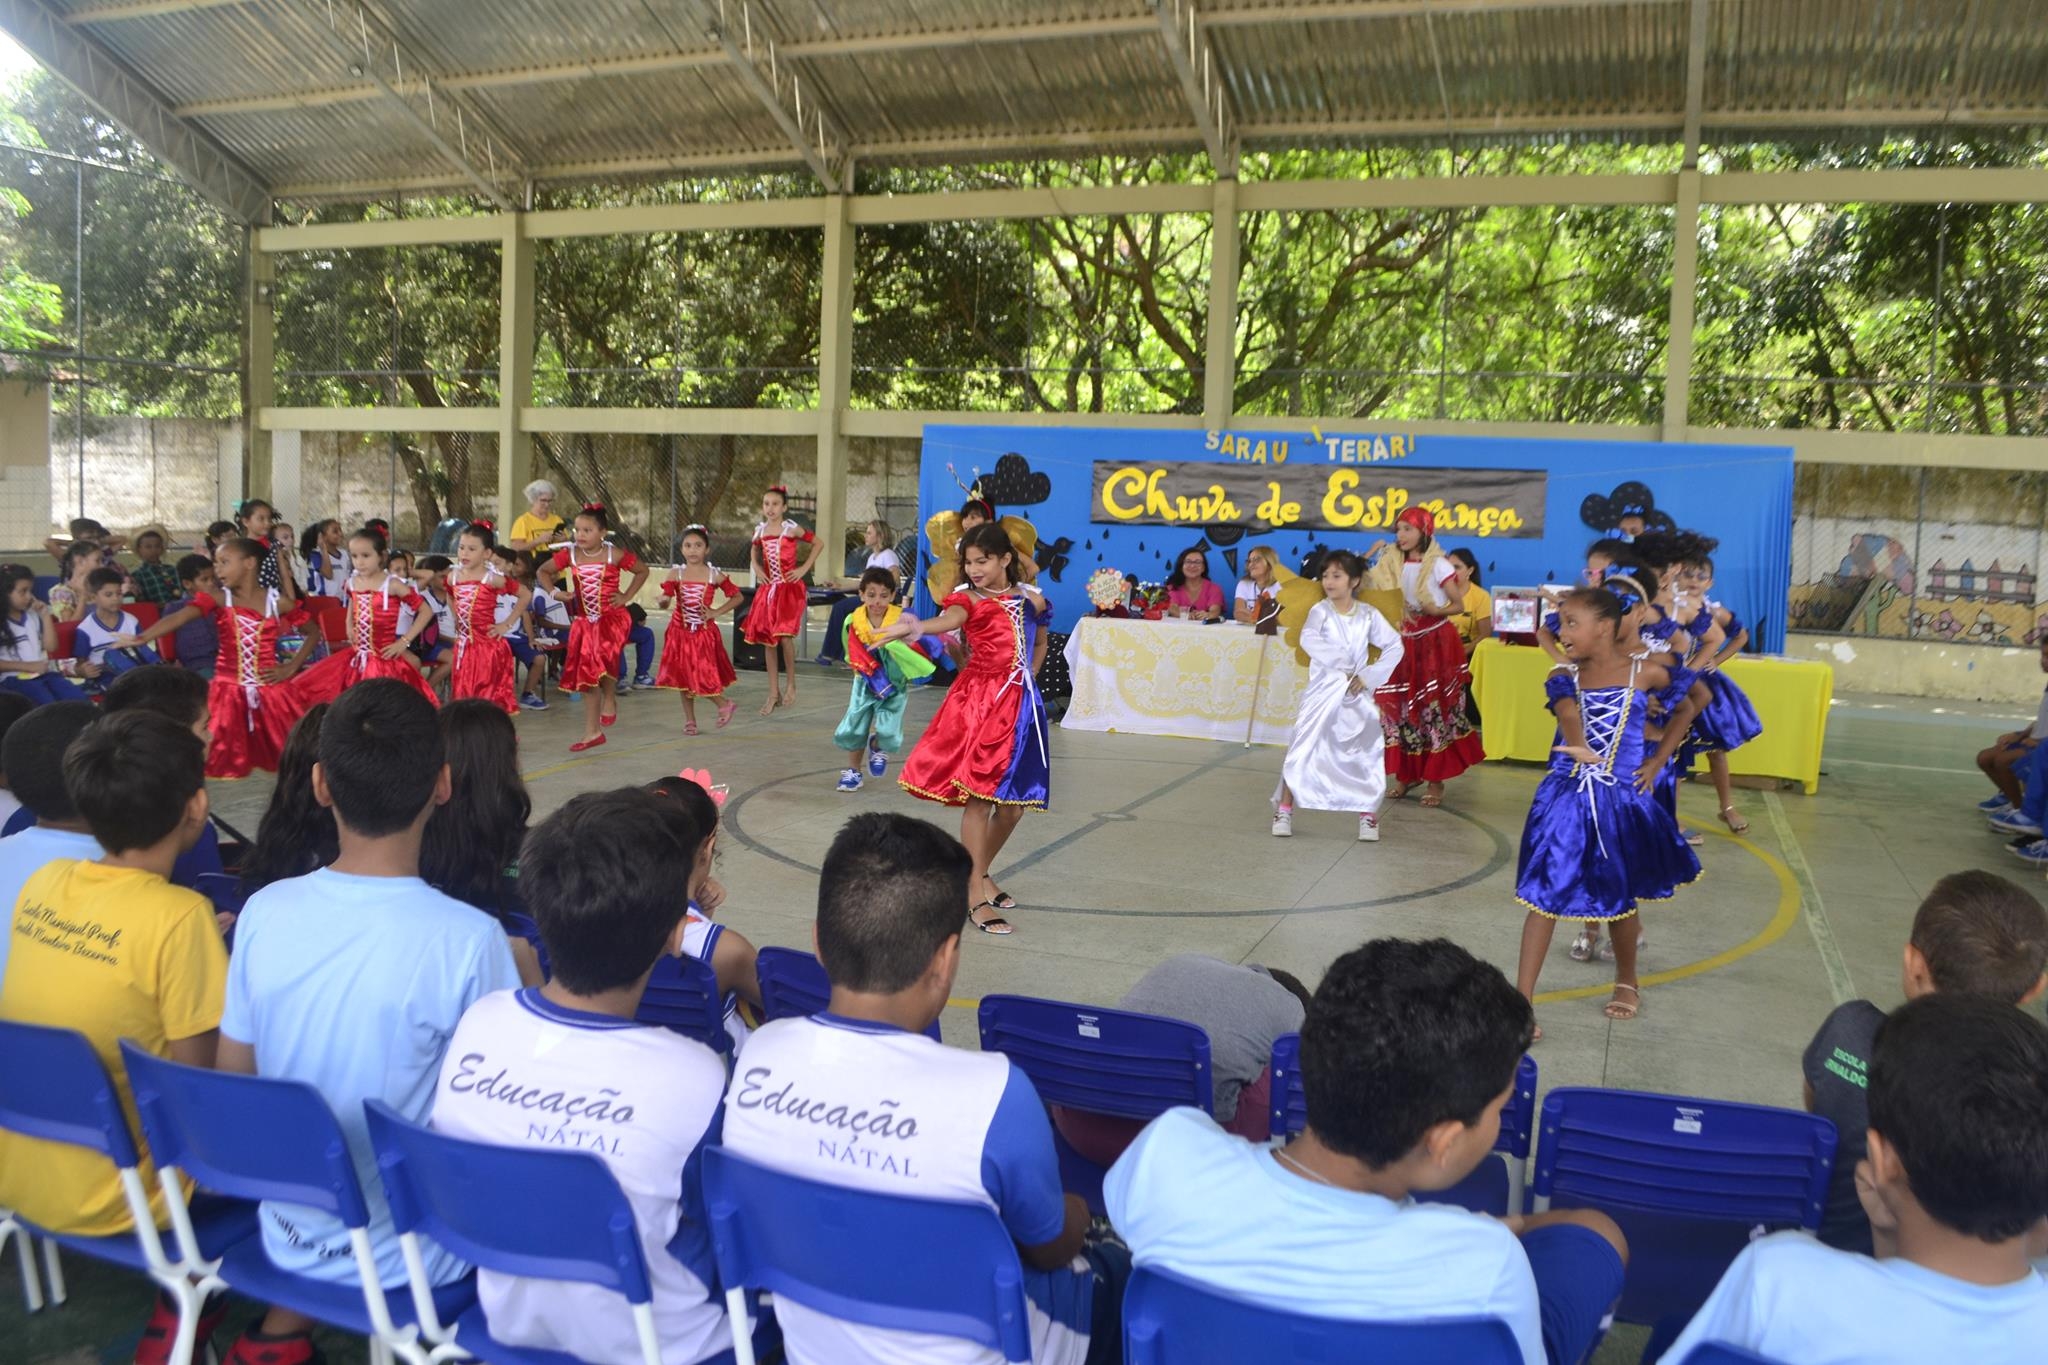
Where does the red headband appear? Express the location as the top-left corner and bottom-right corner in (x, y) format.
(468, 518), (494, 533)
(1397, 506), (1436, 538)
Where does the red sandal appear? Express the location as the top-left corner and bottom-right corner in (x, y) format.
(569, 734), (607, 752)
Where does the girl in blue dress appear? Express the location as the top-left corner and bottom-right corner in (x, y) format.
(1681, 550), (1764, 833)
(1514, 578), (1702, 1035)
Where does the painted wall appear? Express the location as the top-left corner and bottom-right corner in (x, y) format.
(1794, 635), (2044, 705)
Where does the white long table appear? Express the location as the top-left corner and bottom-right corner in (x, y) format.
(1060, 616), (1307, 746)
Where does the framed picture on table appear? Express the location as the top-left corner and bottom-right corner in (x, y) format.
(1491, 589), (1544, 636)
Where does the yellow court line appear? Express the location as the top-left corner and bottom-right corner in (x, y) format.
(940, 825), (1802, 1014)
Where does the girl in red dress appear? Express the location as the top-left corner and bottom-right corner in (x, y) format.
(121, 538), (321, 778)
(744, 485), (821, 716)
(655, 523), (742, 734)
(282, 528), (439, 708)
(447, 520), (530, 715)
(1367, 506), (1486, 808)
(553, 503), (649, 752)
(879, 522), (1052, 937)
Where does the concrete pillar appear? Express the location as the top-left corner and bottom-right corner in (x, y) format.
(1204, 178), (1241, 428)
(1661, 168), (1703, 439)
(815, 193), (855, 545)
(497, 213), (536, 521)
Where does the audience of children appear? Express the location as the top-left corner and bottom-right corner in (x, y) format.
(128, 527), (181, 607)
(0, 702), (104, 983)
(1801, 870), (2048, 1255)
(71, 566), (156, 678)
(100, 665), (230, 893)
(0, 563), (96, 703)
(164, 554), (221, 678)
(421, 699), (542, 985)
(214, 680), (521, 1365)
(235, 704), (337, 899)
(647, 770), (762, 1050)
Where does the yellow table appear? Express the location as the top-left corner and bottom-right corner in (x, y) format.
(1468, 637), (1833, 794)
(1061, 616), (1307, 746)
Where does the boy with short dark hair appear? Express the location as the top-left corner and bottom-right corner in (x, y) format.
(130, 528), (180, 606)
(1803, 870), (2048, 1253)
(1106, 938), (1627, 1365)
(73, 565), (152, 673)
(1672, 994), (2048, 1362)
(165, 553), (221, 678)
(103, 666), (227, 894)
(0, 702), (104, 983)
(831, 566), (929, 793)
(217, 679), (520, 1365)
(0, 711), (220, 1242)
(722, 811), (1124, 1365)
(432, 788), (740, 1365)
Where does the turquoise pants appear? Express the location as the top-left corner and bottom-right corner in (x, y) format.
(834, 681), (908, 754)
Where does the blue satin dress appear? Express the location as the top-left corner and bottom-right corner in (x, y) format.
(1686, 603), (1764, 758)
(1515, 665), (1702, 921)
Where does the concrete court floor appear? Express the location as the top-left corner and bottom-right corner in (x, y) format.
(9, 662), (2043, 1365)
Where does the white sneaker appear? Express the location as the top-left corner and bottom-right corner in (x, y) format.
(1358, 812), (1380, 842)
(1271, 808), (1293, 838)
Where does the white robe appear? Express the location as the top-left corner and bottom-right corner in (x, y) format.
(1276, 600), (1406, 813)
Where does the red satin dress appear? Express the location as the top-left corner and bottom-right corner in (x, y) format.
(194, 588), (311, 780)
(449, 570), (520, 714)
(656, 574), (740, 696)
(286, 575), (438, 707)
(743, 520), (815, 644)
(551, 547), (639, 692)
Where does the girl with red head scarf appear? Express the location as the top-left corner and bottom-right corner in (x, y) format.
(1365, 505), (1485, 806)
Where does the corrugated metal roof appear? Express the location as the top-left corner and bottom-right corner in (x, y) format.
(16, 0), (2048, 205)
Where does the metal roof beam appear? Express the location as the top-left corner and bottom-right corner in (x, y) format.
(271, 0), (529, 212)
(1202, 0), (1680, 21)
(1150, 0), (1236, 175)
(63, 0), (244, 21)
(702, 0), (845, 189)
(0, 0), (270, 221)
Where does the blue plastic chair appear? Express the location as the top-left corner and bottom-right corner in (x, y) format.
(0, 1021), (256, 1365)
(1268, 1036), (1537, 1216)
(755, 945), (942, 1042)
(365, 1100), (671, 1365)
(1681, 1345), (1792, 1365)
(702, 1144), (1031, 1365)
(635, 952), (733, 1055)
(977, 994), (1211, 1213)
(119, 1042), (474, 1360)
(1123, 1265), (1522, 1364)
(1529, 1086), (1837, 1325)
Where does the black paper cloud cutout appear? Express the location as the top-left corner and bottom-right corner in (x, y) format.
(1580, 481), (1676, 536)
(978, 453), (1052, 507)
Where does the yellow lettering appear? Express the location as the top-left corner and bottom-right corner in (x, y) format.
(1256, 484), (1302, 527)
(1100, 467), (1150, 521)
(1321, 470), (1366, 528)
(1229, 436), (1247, 458)
(1274, 440), (1289, 465)
(1390, 436), (1406, 460)
(1249, 440), (1267, 465)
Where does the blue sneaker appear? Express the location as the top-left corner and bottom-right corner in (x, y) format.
(836, 769), (863, 793)
(1988, 808), (2043, 837)
(634, 674), (656, 689)
(2008, 837), (2048, 865)
(519, 692), (548, 711)
(1979, 793), (2016, 812)
(868, 744), (888, 778)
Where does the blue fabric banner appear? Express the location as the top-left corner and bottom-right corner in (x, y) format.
(916, 425), (1794, 653)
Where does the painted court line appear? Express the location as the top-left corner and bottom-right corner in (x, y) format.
(1764, 789), (1856, 1007)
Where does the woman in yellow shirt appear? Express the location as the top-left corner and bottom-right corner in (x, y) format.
(1447, 547), (1492, 651)
(508, 480), (568, 552)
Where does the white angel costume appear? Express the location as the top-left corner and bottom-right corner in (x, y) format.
(1275, 599), (1406, 813)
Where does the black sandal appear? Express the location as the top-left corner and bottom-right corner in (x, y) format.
(969, 900), (1015, 936)
(987, 886), (1019, 911)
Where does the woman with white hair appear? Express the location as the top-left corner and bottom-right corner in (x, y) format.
(508, 480), (568, 552)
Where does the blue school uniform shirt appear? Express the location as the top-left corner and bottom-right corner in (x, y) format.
(1104, 1107), (1547, 1365)
(0, 826), (106, 986)
(221, 866), (521, 1286)
(1664, 1231), (2048, 1365)
(719, 1013), (1094, 1365)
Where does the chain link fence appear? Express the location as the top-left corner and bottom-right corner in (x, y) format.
(1, 140), (243, 546)
(273, 242), (501, 408)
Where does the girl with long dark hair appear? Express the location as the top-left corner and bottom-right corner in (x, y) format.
(238, 703), (339, 895)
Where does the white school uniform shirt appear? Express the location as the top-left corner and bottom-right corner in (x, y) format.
(720, 1014), (1095, 1365)
(1, 613), (48, 669)
(73, 610), (140, 667)
(1663, 1231), (2048, 1365)
(431, 989), (733, 1365)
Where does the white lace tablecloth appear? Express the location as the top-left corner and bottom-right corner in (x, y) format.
(1060, 616), (1306, 746)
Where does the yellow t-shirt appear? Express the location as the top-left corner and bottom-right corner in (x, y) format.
(1452, 583), (1494, 646)
(0, 861), (226, 1236)
(509, 511), (567, 548)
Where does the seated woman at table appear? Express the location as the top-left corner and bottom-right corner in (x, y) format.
(1165, 545), (1225, 621)
(1447, 548), (1493, 650)
(1234, 545), (1280, 624)
(815, 519), (903, 666)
